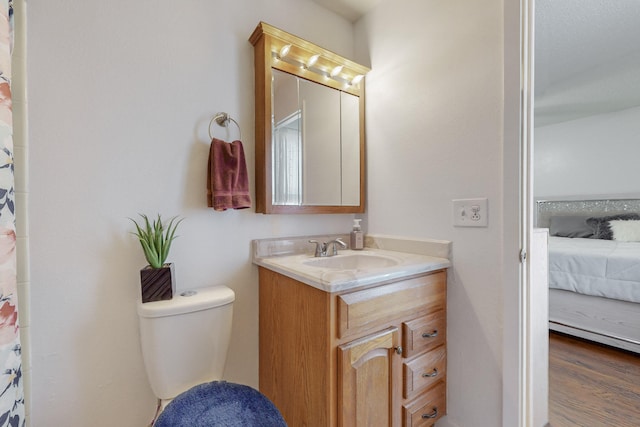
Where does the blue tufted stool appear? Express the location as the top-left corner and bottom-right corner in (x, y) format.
(154, 381), (287, 427)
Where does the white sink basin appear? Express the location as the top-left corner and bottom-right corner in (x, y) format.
(303, 253), (400, 270)
(253, 247), (451, 292)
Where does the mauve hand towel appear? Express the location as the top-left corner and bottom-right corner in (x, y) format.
(207, 138), (252, 211)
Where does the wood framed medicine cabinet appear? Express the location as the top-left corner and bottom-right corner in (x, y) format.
(249, 22), (370, 214)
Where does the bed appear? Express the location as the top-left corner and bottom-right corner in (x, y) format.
(537, 197), (640, 353)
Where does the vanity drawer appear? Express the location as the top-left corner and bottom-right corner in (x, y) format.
(402, 310), (446, 357)
(403, 345), (446, 398)
(403, 381), (446, 427)
(337, 272), (446, 338)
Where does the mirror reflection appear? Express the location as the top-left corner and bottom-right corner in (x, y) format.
(272, 70), (301, 205)
(272, 69), (360, 207)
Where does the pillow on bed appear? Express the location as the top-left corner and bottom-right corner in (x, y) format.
(609, 219), (640, 242)
(586, 213), (640, 240)
(549, 216), (595, 238)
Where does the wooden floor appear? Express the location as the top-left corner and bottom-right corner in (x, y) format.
(549, 332), (640, 427)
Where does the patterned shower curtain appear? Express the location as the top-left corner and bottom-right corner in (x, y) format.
(0, 1), (24, 426)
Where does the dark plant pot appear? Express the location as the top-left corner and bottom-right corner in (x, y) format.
(140, 263), (175, 303)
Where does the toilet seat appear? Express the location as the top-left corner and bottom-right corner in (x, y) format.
(153, 381), (286, 427)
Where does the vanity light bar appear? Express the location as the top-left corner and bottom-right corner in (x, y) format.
(251, 22), (370, 94)
(271, 50), (361, 87)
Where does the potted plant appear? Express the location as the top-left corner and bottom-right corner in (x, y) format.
(130, 214), (183, 303)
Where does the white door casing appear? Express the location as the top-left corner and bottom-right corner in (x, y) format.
(503, 0), (549, 425)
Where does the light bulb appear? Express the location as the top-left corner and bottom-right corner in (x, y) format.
(330, 65), (343, 77)
(351, 75), (364, 85)
(278, 44), (291, 58)
(306, 54), (320, 68)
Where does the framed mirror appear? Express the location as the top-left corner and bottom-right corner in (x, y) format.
(249, 22), (370, 214)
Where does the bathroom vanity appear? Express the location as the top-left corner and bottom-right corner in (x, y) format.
(253, 236), (451, 426)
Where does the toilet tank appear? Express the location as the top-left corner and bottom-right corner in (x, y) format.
(137, 285), (235, 400)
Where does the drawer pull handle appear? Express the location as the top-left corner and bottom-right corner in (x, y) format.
(422, 368), (438, 378)
(395, 346), (403, 355)
(422, 408), (438, 419)
(422, 330), (438, 338)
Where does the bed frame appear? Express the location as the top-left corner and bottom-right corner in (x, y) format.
(537, 196), (640, 353)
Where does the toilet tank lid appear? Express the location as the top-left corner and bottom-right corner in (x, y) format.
(137, 285), (235, 318)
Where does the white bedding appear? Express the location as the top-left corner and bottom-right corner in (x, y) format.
(548, 236), (640, 304)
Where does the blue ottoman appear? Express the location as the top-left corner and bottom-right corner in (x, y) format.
(154, 381), (287, 427)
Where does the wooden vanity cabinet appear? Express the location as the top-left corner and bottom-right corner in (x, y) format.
(258, 267), (447, 427)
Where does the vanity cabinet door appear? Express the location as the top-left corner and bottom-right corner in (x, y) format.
(338, 327), (402, 427)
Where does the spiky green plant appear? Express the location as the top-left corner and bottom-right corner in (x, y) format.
(130, 214), (183, 269)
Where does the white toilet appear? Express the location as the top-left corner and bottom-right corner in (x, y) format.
(137, 285), (235, 412)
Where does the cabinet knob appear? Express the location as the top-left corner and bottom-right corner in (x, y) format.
(394, 346), (403, 355)
(422, 407), (438, 419)
(422, 330), (438, 339)
(422, 368), (438, 378)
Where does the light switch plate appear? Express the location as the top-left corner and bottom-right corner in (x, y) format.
(453, 198), (488, 227)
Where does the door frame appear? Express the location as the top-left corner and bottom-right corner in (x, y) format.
(503, 0), (542, 425)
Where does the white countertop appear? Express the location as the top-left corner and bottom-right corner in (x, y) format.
(253, 248), (451, 293)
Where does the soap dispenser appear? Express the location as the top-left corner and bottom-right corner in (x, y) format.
(350, 219), (364, 250)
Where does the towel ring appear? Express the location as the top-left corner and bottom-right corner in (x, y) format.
(208, 112), (242, 141)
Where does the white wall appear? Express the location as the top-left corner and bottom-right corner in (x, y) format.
(534, 106), (640, 198)
(27, 2), (358, 426)
(356, 0), (506, 426)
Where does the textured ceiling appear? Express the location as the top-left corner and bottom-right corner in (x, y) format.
(310, 0), (380, 22)
(535, 0), (640, 126)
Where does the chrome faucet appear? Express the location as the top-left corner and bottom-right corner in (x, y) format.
(308, 240), (327, 257)
(309, 238), (347, 257)
(326, 238), (347, 256)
